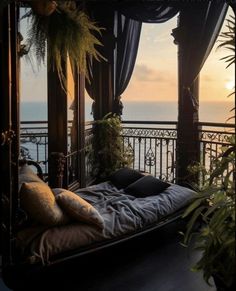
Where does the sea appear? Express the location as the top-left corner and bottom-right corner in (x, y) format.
(20, 100), (235, 124)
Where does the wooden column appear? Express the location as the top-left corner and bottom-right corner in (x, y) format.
(47, 62), (68, 188)
(176, 12), (200, 187)
(77, 72), (86, 188)
(0, 3), (19, 266)
(91, 7), (115, 120)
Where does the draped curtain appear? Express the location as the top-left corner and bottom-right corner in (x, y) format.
(85, 1), (227, 117)
(85, 2), (179, 117)
(178, 1), (228, 107)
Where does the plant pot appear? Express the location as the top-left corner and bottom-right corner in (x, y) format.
(30, 0), (57, 16)
(213, 275), (236, 291)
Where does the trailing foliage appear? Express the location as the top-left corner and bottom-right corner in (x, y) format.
(182, 138), (235, 287)
(24, 1), (103, 89)
(183, 15), (235, 289)
(90, 113), (133, 181)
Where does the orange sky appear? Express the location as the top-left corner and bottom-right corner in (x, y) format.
(122, 7), (235, 103)
(20, 7), (234, 106)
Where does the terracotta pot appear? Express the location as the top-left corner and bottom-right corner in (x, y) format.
(30, 1), (57, 16)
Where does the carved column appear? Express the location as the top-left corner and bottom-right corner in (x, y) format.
(89, 5), (115, 120)
(48, 152), (66, 188)
(0, 2), (19, 265)
(47, 60), (68, 188)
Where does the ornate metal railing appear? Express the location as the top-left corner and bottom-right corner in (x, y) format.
(198, 122), (235, 184)
(20, 121), (48, 173)
(121, 121), (177, 182)
(20, 120), (235, 185)
(20, 120), (93, 185)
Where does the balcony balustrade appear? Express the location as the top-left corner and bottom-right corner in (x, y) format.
(20, 120), (235, 187)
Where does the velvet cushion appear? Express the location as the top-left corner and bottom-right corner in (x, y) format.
(124, 175), (170, 198)
(109, 167), (144, 189)
(55, 189), (104, 229)
(20, 182), (69, 226)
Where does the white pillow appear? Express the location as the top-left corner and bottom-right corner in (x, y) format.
(54, 189), (104, 229)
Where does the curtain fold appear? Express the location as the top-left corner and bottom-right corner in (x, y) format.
(113, 14), (142, 114)
(85, 1), (228, 117)
(117, 2), (179, 23)
(179, 2), (228, 106)
(85, 2), (180, 118)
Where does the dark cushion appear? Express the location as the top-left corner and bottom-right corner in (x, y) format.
(109, 168), (144, 189)
(124, 175), (170, 198)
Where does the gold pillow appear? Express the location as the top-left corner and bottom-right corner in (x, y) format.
(55, 189), (104, 229)
(20, 182), (69, 226)
(19, 164), (44, 191)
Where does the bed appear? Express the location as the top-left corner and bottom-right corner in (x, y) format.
(15, 164), (196, 267)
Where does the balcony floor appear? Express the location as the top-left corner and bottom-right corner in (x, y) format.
(0, 219), (216, 291)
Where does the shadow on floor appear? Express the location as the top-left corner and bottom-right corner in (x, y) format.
(1, 219), (216, 291)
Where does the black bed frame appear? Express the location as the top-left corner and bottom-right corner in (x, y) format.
(2, 201), (187, 290)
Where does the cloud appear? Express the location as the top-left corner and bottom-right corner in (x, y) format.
(133, 64), (169, 83)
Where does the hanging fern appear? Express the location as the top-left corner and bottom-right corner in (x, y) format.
(25, 1), (104, 88)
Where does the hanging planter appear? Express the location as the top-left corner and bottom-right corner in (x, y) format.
(23, 1), (104, 89)
(29, 0), (57, 16)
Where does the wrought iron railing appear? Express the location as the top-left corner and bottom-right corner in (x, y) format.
(198, 122), (235, 184)
(20, 120), (235, 185)
(20, 121), (48, 173)
(121, 121), (177, 182)
(20, 120), (93, 185)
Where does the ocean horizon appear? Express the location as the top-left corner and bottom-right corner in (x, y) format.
(20, 100), (235, 124)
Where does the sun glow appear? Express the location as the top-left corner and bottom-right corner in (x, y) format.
(225, 80), (235, 90)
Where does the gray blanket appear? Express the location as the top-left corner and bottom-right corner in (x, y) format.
(76, 182), (195, 238)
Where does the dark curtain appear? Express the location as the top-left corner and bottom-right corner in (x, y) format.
(177, 2), (228, 107)
(113, 14), (141, 114)
(86, 1), (227, 117)
(86, 2), (180, 117)
(117, 2), (179, 23)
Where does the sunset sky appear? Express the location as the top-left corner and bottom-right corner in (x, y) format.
(122, 6), (234, 103)
(20, 6), (235, 106)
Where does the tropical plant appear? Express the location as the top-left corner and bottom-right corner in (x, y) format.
(182, 14), (235, 291)
(217, 15), (235, 69)
(182, 139), (235, 289)
(90, 113), (133, 182)
(217, 14), (235, 121)
(23, 1), (103, 89)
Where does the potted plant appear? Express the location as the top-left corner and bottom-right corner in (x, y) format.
(22, 1), (103, 89)
(181, 15), (235, 291)
(90, 113), (133, 182)
(182, 140), (235, 290)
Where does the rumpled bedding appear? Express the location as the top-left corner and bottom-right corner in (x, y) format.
(16, 181), (195, 264)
